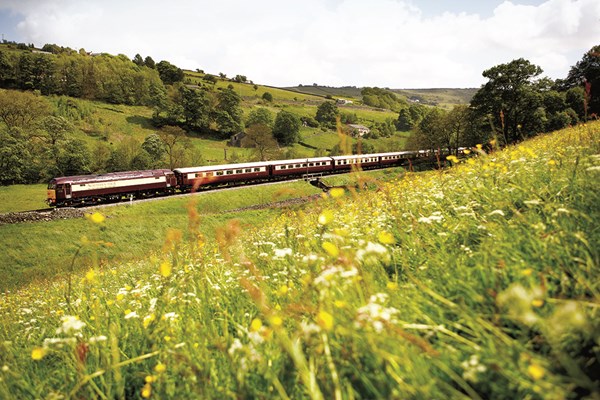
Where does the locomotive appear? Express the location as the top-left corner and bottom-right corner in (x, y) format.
(47, 149), (457, 207)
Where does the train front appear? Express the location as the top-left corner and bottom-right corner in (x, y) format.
(47, 179), (58, 206)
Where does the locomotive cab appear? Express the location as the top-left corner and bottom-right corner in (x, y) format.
(47, 180), (71, 206)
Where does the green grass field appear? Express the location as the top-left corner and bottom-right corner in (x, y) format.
(0, 184), (48, 212)
(1, 123), (597, 399)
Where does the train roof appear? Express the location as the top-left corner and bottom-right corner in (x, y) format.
(268, 157), (333, 165)
(174, 161), (271, 174)
(50, 169), (173, 184)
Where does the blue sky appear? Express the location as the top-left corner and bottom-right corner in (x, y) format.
(0, 0), (597, 88)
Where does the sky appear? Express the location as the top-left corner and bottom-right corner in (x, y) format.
(0, 0), (598, 89)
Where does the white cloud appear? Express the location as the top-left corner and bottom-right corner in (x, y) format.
(2, 0), (599, 88)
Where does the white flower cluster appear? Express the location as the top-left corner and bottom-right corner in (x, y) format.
(355, 293), (399, 333)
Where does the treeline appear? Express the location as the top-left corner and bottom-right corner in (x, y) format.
(0, 44), (165, 106)
(405, 46), (599, 153)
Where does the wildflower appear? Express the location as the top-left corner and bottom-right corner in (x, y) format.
(318, 210), (334, 225)
(316, 310), (334, 331)
(155, 363), (167, 374)
(85, 269), (97, 283)
(273, 248), (293, 259)
(143, 314), (156, 329)
(1, 365), (8, 372)
(56, 316), (86, 335)
(531, 299), (544, 307)
(378, 231), (396, 245)
(228, 338), (243, 356)
(124, 311), (139, 319)
(387, 282), (398, 290)
(527, 363), (545, 380)
(334, 300), (346, 308)
(31, 347), (46, 360)
(86, 212), (105, 224)
(269, 315), (283, 328)
(159, 261), (172, 278)
(446, 155), (459, 163)
(250, 318), (262, 332)
(463, 149), (471, 155)
(322, 242), (339, 258)
(89, 335), (107, 343)
(277, 285), (289, 296)
(141, 383), (152, 398)
(329, 187), (345, 198)
(476, 144), (483, 150)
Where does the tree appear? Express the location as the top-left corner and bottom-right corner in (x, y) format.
(241, 124), (280, 161)
(470, 58), (544, 144)
(144, 56), (156, 69)
(40, 115), (71, 146)
(315, 101), (339, 129)
(565, 87), (586, 120)
(397, 108), (414, 131)
(133, 54), (144, 67)
(178, 86), (210, 130)
(0, 130), (30, 184)
(158, 125), (188, 169)
(0, 89), (50, 130)
(562, 45), (600, 117)
(141, 133), (165, 166)
(156, 60), (184, 85)
(262, 92), (273, 102)
(214, 85), (243, 136)
(55, 139), (91, 176)
(352, 140), (375, 155)
(273, 111), (301, 146)
(246, 107), (273, 127)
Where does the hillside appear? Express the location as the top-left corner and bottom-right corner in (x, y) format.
(283, 85), (477, 108)
(1, 122), (598, 398)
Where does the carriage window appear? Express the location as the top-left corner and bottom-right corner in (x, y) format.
(226, 171), (233, 175)
(216, 171), (224, 176)
(254, 168), (261, 172)
(245, 169), (252, 173)
(309, 163), (314, 167)
(206, 172), (213, 177)
(48, 183), (56, 189)
(236, 169), (243, 174)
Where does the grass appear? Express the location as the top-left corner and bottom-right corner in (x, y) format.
(0, 122), (598, 399)
(0, 184), (48, 212)
(0, 181), (322, 291)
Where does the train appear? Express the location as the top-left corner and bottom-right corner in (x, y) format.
(47, 149), (461, 207)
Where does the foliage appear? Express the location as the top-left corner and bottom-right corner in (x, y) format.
(0, 123), (598, 399)
(315, 101), (339, 129)
(241, 124), (280, 161)
(361, 87), (408, 111)
(262, 91), (273, 102)
(0, 89), (50, 129)
(246, 107), (274, 128)
(561, 44), (600, 117)
(156, 60), (184, 85)
(214, 85), (243, 136)
(273, 110), (301, 146)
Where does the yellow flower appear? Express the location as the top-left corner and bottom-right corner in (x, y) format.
(521, 268), (533, 277)
(141, 383), (152, 398)
(322, 242), (339, 258)
(547, 159), (556, 166)
(31, 347), (46, 361)
(527, 363), (545, 380)
(145, 375), (156, 383)
(476, 144), (483, 150)
(155, 363), (167, 374)
(143, 313), (156, 329)
(318, 210), (334, 225)
(159, 261), (172, 278)
(85, 269), (96, 283)
(378, 231), (395, 244)
(277, 285), (289, 296)
(250, 318), (262, 332)
(329, 187), (345, 198)
(446, 155), (459, 163)
(87, 212), (105, 224)
(317, 310), (334, 331)
(387, 282), (398, 290)
(269, 315), (283, 328)
(531, 299), (544, 307)
(463, 149), (471, 155)
(334, 300), (346, 308)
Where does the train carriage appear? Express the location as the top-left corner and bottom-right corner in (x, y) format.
(270, 157), (333, 178)
(174, 161), (271, 190)
(47, 169), (176, 207)
(331, 154), (381, 171)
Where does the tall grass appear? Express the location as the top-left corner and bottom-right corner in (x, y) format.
(0, 122), (598, 399)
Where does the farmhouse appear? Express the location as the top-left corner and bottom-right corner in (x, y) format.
(229, 132), (246, 147)
(347, 124), (370, 137)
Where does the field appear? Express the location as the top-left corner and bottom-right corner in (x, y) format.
(0, 122), (598, 399)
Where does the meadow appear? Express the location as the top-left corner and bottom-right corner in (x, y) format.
(0, 122), (598, 399)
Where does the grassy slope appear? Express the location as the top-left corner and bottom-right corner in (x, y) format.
(0, 181), (321, 290)
(0, 122), (598, 399)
